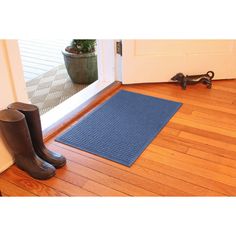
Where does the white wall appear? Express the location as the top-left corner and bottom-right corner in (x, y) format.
(0, 40), (28, 173)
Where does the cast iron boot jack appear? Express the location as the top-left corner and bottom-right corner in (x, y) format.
(0, 109), (55, 180)
(7, 102), (66, 169)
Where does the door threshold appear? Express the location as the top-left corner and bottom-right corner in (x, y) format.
(42, 80), (121, 141)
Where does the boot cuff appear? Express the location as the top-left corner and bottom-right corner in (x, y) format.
(8, 102), (38, 112)
(0, 109), (25, 122)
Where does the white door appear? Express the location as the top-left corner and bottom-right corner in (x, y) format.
(122, 40), (236, 84)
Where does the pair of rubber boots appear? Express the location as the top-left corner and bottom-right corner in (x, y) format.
(0, 102), (66, 180)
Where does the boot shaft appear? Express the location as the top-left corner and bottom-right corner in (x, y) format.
(0, 109), (35, 157)
(7, 102), (45, 149)
(7, 102), (66, 169)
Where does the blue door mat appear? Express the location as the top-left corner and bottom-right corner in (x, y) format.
(55, 90), (182, 166)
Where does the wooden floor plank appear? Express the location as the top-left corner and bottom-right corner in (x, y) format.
(1, 79), (236, 196)
(212, 84), (236, 93)
(147, 144), (236, 178)
(187, 148), (236, 168)
(50, 144), (189, 196)
(174, 112), (236, 132)
(168, 122), (236, 145)
(12, 166), (96, 196)
(142, 150), (236, 189)
(0, 178), (36, 196)
(132, 82), (236, 104)
(135, 157), (235, 195)
(179, 131), (236, 152)
(192, 110), (236, 125)
(48, 148), (156, 196)
(179, 103), (236, 122)
(1, 168), (67, 196)
(154, 133), (236, 160)
(172, 118), (236, 138)
(50, 143), (220, 196)
(123, 85), (236, 115)
(56, 169), (128, 196)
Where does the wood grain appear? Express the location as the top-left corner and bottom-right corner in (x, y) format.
(1, 168), (67, 196)
(0, 79), (235, 196)
(0, 178), (36, 196)
(50, 143), (220, 196)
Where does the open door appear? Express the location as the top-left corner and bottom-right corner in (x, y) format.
(122, 40), (236, 84)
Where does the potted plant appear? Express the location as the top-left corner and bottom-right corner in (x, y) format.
(62, 39), (98, 84)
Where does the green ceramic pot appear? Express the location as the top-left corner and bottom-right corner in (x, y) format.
(62, 50), (98, 84)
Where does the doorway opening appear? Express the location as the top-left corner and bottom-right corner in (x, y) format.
(0, 39), (116, 173)
(18, 40), (116, 132)
(19, 39), (98, 115)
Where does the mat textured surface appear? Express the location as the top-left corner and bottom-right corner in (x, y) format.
(26, 65), (88, 115)
(56, 90), (182, 166)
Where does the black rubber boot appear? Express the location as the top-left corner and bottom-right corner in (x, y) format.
(8, 102), (66, 168)
(0, 109), (55, 180)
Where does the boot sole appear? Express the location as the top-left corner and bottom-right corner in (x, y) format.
(54, 160), (66, 169)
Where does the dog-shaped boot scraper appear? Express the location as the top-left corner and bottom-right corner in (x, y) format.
(171, 71), (214, 90)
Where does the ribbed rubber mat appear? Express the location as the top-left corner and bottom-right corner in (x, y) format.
(56, 90), (182, 166)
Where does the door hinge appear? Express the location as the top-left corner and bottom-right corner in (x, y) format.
(116, 40), (122, 56)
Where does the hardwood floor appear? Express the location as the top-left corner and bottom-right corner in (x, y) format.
(0, 80), (236, 196)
